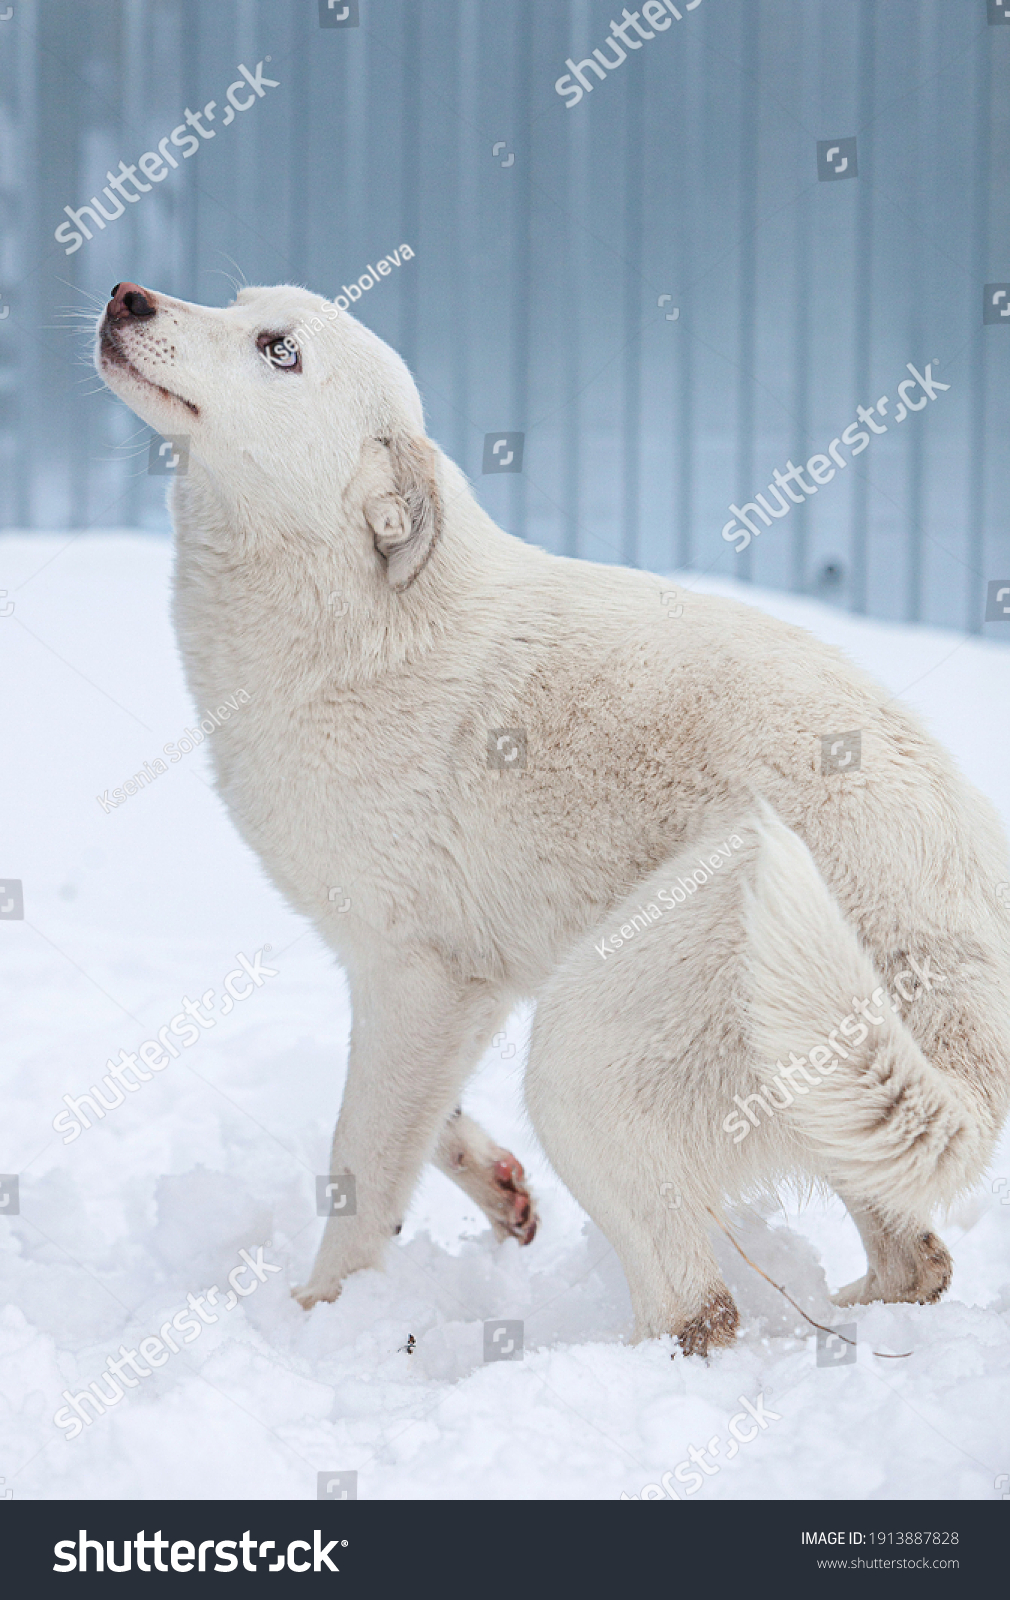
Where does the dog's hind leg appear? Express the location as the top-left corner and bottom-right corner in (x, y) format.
(525, 1030), (738, 1355)
(742, 805), (993, 1309)
(524, 824), (760, 1356)
(832, 1195), (952, 1307)
(433, 1110), (538, 1245)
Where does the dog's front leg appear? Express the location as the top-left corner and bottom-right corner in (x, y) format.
(294, 954), (501, 1309)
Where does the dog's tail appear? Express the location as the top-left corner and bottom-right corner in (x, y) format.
(742, 804), (983, 1216)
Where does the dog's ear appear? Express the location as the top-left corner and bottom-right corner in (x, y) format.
(363, 433), (442, 592)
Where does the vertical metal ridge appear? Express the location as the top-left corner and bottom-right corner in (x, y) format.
(509, 0), (532, 543)
(621, 61), (643, 568)
(849, 0), (876, 616)
(734, 0), (760, 586)
(967, 27), (991, 637)
(399, 0), (422, 375)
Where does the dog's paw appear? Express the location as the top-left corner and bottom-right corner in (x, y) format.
(490, 1155), (538, 1246)
(832, 1272), (877, 1308)
(675, 1289), (740, 1358)
(291, 1282), (341, 1311)
(436, 1115), (539, 1246)
(833, 1233), (952, 1307)
(907, 1231), (953, 1304)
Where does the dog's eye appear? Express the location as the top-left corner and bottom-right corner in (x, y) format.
(257, 332), (301, 371)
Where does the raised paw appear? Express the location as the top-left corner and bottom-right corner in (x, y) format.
(434, 1110), (540, 1246)
(491, 1155), (538, 1246)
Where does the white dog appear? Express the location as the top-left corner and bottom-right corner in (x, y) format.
(96, 281), (1010, 1357)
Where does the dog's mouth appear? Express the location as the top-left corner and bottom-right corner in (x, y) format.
(99, 323), (200, 416)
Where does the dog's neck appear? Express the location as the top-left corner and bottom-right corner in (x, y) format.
(169, 447), (534, 705)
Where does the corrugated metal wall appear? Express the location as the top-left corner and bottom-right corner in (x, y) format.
(1, 0), (1008, 633)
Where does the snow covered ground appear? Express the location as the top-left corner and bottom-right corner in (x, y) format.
(2, 531), (1009, 1502)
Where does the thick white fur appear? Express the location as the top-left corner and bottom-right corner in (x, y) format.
(529, 805), (1009, 1344)
(744, 806), (981, 1211)
(95, 283), (1010, 1351)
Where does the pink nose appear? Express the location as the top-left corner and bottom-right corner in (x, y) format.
(107, 282), (157, 322)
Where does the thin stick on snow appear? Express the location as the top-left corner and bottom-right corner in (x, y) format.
(707, 1209), (913, 1359)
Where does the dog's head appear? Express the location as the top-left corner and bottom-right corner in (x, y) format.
(94, 281), (441, 590)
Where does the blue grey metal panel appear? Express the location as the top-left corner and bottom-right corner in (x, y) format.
(0, 0), (1007, 637)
